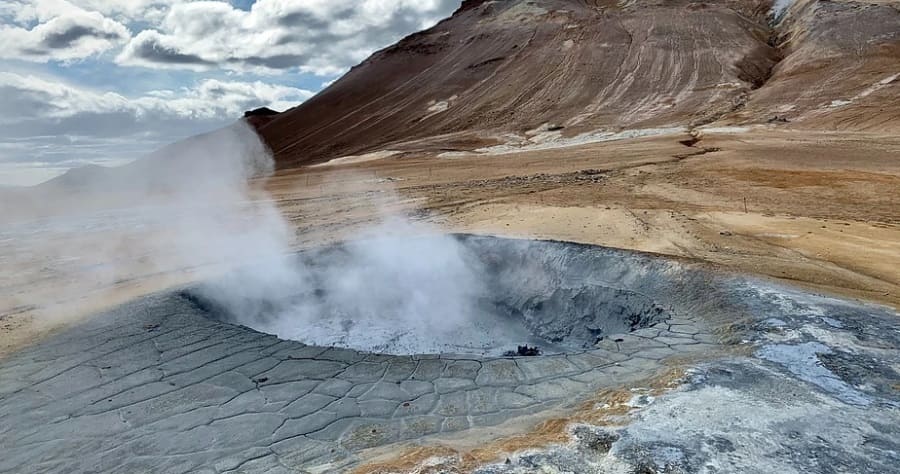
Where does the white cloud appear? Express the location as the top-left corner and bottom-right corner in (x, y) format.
(2, 1), (461, 72)
(68, 0), (183, 23)
(134, 78), (315, 117)
(0, 72), (312, 123)
(0, 1), (131, 62)
(116, 0), (460, 75)
(0, 72), (313, 184)
(1, 0), (183, 25)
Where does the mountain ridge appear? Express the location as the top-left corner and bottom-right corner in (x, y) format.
(253, 0), (899, 168)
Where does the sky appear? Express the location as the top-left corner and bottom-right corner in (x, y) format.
(0, 0), (461, 186)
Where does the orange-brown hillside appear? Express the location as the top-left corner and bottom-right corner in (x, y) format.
(255, 0), (900, 168)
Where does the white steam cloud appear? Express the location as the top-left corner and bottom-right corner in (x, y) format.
(1, 120), (506, 357)
(0, 121), (292, 340)
(197, 213), (512, 356)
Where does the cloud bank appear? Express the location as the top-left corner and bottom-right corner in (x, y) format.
(0, 72), (313, 184)
(3, 0), (459, 73)
(116, 0), (459, 75)
(0, 1), (130, 62)
(0, 0), (461, 185)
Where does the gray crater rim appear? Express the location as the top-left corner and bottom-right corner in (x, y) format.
(183, 235), (675, 357)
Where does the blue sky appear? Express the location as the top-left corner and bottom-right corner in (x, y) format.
(0, 0), (460, 185)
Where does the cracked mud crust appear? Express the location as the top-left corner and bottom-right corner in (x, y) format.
(362, 285), (900, 474)
(1, 238), (897, 473)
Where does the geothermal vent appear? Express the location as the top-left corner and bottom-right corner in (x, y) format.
(184, 235), (679, 357)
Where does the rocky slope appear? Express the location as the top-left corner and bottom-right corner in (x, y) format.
(728, 0), (900, 129)
(255, 0), (900, 168)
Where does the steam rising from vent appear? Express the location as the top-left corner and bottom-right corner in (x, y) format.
(188, 234), (674, 356)
(117, 121), (293, 276)
(0, 122), (291, 336)
(0, 120), (490, 355)
(157, 125), (494, 354)
(195, 217), (492, 355)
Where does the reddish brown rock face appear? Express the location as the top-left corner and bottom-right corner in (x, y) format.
(730, 0), (900, 131)
(254, 0), (899, 169)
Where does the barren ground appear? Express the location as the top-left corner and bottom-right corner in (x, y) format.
(270, 128), (900, 308)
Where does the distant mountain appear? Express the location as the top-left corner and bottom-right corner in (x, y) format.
(39, 164), (120, 191)
(36, 121), (270, 195)
(252, 0), (900, 168)
(244, 107), (282, 129)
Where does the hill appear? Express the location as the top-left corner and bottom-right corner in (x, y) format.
(254, 0), (900, 167)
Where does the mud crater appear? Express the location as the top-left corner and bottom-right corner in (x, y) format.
(185, 236), (676, 356)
